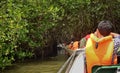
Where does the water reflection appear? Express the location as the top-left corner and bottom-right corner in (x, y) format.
(2, 55), (67, 73)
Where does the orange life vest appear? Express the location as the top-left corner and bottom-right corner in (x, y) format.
(85, 33), (117, 73)
(68, 41), (79, 50)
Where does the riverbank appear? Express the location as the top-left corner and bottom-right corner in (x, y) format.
(1, 55), (67, 73)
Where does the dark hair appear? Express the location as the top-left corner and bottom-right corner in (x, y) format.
(98, 20), (113, 36)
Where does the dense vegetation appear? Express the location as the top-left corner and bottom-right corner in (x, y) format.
(0, 0), (120, 69)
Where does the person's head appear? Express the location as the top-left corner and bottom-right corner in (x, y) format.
(97, 20), (113, 37)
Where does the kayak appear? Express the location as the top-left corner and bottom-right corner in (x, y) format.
(69, 51), (85, 73)
(58, 49), (120, 73)
(57, 49), (85, 73)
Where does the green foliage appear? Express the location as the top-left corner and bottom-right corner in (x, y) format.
(0, 0), (120, 69)
(15, 49), (33, 60)
(0, 0), (29, 69)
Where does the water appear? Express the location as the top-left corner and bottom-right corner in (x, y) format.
(2, 55), (67, 73)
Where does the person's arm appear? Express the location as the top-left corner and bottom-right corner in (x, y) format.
(110, 32), (119, 38)
(79, 38), (87, 48)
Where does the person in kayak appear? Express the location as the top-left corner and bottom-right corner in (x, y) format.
(85, 20), (120, 73)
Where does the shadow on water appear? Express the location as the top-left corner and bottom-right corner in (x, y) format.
(1, 55), (68, 73)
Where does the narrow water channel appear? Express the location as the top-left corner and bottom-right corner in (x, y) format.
(2, 55), (67, 73)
